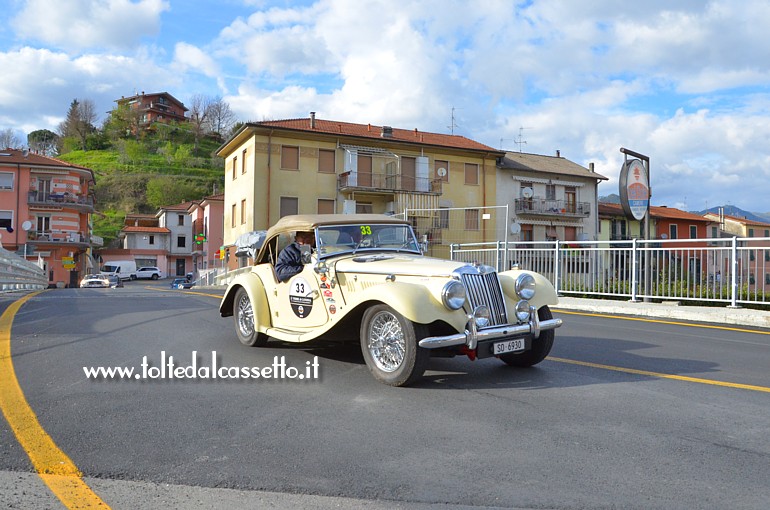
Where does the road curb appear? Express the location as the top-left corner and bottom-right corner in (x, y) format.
(555, 296), (770, 329)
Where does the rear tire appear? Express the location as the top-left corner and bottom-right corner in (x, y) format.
(234, 287), (268, 347)
(360, 304), (429, 387)
(151, 273), (159, 280)
(499, 305), (555, 367)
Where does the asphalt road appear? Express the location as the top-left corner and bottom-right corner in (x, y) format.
(1, 282), (769, 509)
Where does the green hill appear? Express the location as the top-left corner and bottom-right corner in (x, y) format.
(57, 135), (225, 246)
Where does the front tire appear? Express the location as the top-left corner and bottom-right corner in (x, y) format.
(360, 304), (429, 387)
(499, 305), (555, 367)
(234, 287), (268, 347)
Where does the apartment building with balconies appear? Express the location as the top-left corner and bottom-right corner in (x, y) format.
(498, 151), (608, 242)
(0, 148), (96, 287)
(216, 113), (504, 263)
(114, 91), (188, 130)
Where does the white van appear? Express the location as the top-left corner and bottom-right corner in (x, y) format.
(100, 260), (137, 281)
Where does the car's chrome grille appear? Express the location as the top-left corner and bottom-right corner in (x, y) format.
(460, 271), (508, 325)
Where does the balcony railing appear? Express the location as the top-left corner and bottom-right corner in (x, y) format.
(26, 231), (91, 245)
(28, 191), (94, 210)
(514, 198), (590, 217)
(338, 172), (441, 194)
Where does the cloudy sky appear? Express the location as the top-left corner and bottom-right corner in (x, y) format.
(2, 0), (769, 213)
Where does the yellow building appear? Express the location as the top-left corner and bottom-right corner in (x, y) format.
(216, 113), (504, 262)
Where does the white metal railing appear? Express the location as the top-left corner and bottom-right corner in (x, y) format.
(0, 247), (48, 291)
(450, 237), (770, 307)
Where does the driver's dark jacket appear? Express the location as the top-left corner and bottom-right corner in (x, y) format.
(275, 243), (303, 282)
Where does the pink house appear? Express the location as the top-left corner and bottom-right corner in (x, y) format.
(187, 193), (224, 274)
(0, 148), (96, 287)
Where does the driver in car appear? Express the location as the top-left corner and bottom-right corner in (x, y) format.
(275, 231), (316, 282)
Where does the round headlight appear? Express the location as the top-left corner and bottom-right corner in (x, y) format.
(515, 273), (536, 300)
(442, 280), (467, 310)
(472, 305), (491, 328)
(515, 300), (531, 322)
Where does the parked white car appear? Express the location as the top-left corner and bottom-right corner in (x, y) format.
(133, 266), (163, 280)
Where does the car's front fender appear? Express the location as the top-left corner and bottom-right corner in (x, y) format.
(342, 279), (468, 331)
(498, 269), (559, 309)
(219, 272), (271, 330)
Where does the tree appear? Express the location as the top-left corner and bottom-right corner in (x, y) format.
(187, 94), (212, 153)
(58, 99), (98, 151)
(146, 176), (200, 210)
(103, 103), (142, 141)
(205, 97), (237, 140)
(0, 128), (22, 149)
(27, 129), (59, 156)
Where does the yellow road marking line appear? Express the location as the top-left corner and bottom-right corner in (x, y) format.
(551, 308), (770, 335)
(0, 291), (108, 508)
(548, 357), (770, 393)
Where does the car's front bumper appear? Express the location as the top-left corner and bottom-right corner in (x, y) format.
(418, 307), (562, 350)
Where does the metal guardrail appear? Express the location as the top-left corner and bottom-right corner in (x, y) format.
(0, 247), (48, 292)
(450, 237), (770, 307)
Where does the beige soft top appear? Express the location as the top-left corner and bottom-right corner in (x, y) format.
(266, 214), (408, 238)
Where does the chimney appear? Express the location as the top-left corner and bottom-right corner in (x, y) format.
(381, 126), (393, 138)
(589, 162), (594, 172)
(556, 150), (561, 157)
(309, 111), (316, 129)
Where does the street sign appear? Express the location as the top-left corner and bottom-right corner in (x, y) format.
(619, 158), (649, 221)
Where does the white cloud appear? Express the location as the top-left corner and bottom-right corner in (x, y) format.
(12, 0), (170, 52)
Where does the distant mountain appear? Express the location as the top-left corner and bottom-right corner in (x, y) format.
(697, 205), (770, 224)
(599, 193), (621, 204)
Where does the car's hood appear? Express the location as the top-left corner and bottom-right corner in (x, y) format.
(332, 252), (471, 277)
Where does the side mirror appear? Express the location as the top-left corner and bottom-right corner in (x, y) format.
(314, 260), (329, 275)
(300, 244), (312, 264)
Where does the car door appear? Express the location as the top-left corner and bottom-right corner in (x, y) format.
(269, 263), (329, 330)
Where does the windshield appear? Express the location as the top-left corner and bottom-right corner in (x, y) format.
(101, 265), (117, 272)
(316, 223), (420, 258)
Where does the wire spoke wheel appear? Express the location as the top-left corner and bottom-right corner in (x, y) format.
(234, 287), (267, 347)
(361, 304), (429, 386)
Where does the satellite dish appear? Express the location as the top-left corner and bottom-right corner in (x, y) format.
(522, 187), (534, 198)
(437, 167), (447, 177)
(510, 222), (522, 234)
(22, 220), (33, 231)
(22, 149), (29, 158)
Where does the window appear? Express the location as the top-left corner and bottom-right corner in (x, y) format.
(232, 156), (237, 180)
(464, 163), (479, 185)
(240, 199), (246, 224)
(242, 149), (247, 174)
(355, 202), (373, 214)
(711, 226), (718, 238)
(748, 228), (754, 237)
(765, 250), (769, 262)
(149, 235), (155, 245)
(178, 214), (184, 226)
(434, 160), (449, 183)
(231, 204), (236, 227)
(36, 215), (50, 233)
(0, 211), (12, 229)
(750, 250), (755, 261)
(177, 236), (186, 248)
(318, 149), (336, 173)
(464, 209), (479, 230)
(0, 172), (13, 190)
(433, 207), (449, 229)
(401, 156), (416, 191)
(281, 146), (299, 170)
(564, 226), (577, 242)
(765, 229), (769, 237)
(317, 199), (335, 214)
(669, 224), (678, 239)
(689, 225), (697, 239)
(766, 273), (770, 285)
(280, 196), (298, 217)
(546, 184), (556, 200)
(520, 224), (533, 242)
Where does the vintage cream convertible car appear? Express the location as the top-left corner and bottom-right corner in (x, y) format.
(220, 214), (562, 386)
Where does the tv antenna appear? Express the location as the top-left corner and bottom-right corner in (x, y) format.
(514, 126), (532, 153)
(447, 107), (461, 135)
